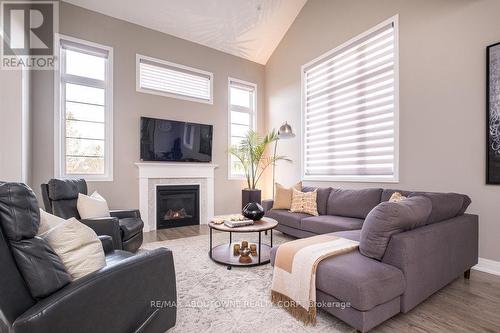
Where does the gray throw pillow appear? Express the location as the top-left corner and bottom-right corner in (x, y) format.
(360, 196), (432, 260)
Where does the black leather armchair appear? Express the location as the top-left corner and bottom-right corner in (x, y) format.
(0, 182), (177, 333)
(41, 179), (143, 252)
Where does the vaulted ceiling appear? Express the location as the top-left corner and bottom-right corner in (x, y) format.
(63, 0), (307, 64)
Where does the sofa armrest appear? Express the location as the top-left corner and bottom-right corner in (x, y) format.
(13, 248), (177, 333)
(382, 214), (478, 312)
(80, 217), (122, 250)
(98, 235), (114, 254)
(262, 199), (274, 213)
(109, 209), (141, 219)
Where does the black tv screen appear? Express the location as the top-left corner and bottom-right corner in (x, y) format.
(140, 117), (213, 162)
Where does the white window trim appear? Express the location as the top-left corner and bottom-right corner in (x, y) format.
(136, 54), (214, 104)
(227, 77), (257, 180)
(54, 34), (114, 181)
(300, 15), (399, 183)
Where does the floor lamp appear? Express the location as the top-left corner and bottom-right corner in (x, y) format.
(272, 122), (295, 199)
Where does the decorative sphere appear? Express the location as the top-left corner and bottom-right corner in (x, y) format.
(242, 202), (265, 221)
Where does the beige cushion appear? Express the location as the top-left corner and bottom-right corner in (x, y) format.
(77, 191), (110, 219)
(38, 208), (65, 236)
(40, 217), (105, 280)
(389, 192), (406, 202)
(272, 182), (302, 210)
(290, 188), (319, 216)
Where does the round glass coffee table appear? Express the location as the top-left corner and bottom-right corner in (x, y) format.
(208, 217), (278, 270)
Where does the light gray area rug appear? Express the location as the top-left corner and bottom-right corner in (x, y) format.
(141, 231), (353, 333)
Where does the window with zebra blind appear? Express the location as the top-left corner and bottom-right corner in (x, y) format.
(137, 54), (213, 104)
(302, 16), (399, 182)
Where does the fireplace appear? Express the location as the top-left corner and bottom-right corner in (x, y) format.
(156, 185), (200, 229)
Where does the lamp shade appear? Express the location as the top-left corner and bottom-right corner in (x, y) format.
(278, 122), (295, 139)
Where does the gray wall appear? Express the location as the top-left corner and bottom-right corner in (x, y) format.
(265, 0), (500, 261)
(31, 2), (265, 214)
(0, 70), (24, 181)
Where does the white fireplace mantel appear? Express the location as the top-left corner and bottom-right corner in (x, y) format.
(135, 162), (218, 232)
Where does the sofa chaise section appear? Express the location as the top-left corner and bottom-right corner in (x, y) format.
(270, 229), (406, 332)
(267, 187), (477, 332)
(270, 212), (478, 332)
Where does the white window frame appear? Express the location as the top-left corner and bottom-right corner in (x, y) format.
(301, 15), (399, 183)
(54, 34), (114, 181)
(136, 54), (214, 104)
(227, 77), (257, 180)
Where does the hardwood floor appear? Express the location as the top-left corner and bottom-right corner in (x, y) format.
(144, 226), (500, 332)
(143, 224), (212, 242)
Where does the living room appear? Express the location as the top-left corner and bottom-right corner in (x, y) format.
(1, 0), (500, 332)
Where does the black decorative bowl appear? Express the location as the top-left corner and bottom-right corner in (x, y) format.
(242, 202), (265, 221)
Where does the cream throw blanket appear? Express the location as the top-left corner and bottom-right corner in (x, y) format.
(271, 235), (359, 324)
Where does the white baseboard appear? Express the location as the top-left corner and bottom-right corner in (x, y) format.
(473, 257), (500, 276)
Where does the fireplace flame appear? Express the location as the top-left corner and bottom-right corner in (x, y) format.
(164, 208), (189, 220)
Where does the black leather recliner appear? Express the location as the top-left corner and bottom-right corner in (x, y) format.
(41, 179), (143, 252)
(0, 182), (177, 333)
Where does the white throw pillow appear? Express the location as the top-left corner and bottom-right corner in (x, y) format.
(77, 191), (111, 219)
(40, 217), (106, 280)
(38, 208), (65, 236)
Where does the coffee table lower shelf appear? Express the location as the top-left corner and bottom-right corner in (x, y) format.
(209, 243), (272, 268)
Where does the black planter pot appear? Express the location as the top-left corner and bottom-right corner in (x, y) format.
(242, 189), (261, 208)
(242, 202), (265, 221)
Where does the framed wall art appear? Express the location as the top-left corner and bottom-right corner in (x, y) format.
(487, 42), (500, 184)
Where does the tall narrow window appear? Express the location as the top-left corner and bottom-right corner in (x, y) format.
(228, 78), (257, 179)
(302, 17), (398, 182)
(55, 35), (113, 181)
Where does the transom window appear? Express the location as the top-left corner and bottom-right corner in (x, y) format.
(228, 78), (257, 179)
(302, 17), (399, 182)
(137, 54), (213, 104)
(55, 35), (113, 181)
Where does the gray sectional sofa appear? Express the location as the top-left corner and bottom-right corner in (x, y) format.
(264, 187), (478, 332)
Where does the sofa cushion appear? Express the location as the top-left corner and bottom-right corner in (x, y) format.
(360, 196), (432, 260)
(273, 182), (302, 210)
(119, 218), (144, 240)
(315, 250), (405, 311)
(265, 209), (311, 229)
(290, 189), (319, 216)
(77, 192), (111, 219)
(327, 188), (383, 219)
(301, 215), (363, 235)
(302, 186), (332, 215)
(408, 192), (471, 224)
(38, 208), (65, 235)
(40, 217), (106, 280)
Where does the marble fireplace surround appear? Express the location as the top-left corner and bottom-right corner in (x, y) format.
(135, 162), (217, 232)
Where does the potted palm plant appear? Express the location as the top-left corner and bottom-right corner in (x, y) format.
(228, 129), (290, 208)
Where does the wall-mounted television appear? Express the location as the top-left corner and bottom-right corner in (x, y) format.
(140, 117), (213, 162)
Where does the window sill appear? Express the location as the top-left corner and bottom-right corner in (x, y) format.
(302, 174), (399, 184)
(57, 174), (114, 182)
(228, 175), (246, 181)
